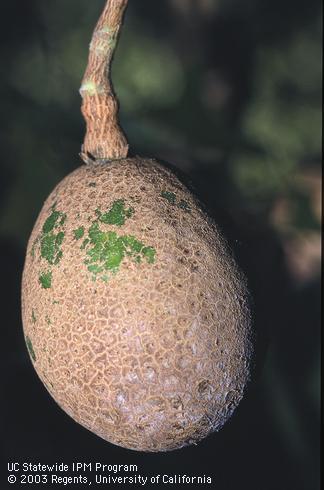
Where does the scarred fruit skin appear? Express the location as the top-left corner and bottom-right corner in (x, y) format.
(21, 157), (253, 452)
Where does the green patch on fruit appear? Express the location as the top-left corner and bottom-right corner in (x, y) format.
(161, 191), (177, 204)
(73, 226), (85, 240)
(81, 238), (90, 250)
(40, 207), (66, 265)
(45, 315), (51, 325)
(178, 199), (191, 212)
(96, 199), (134, 226)
(25, 336), (36, 362)
(40, 231), (65, 265)
(161, 190), (191, 213)
(33, 207), (67, 289)
(39, 271), (52, 289)
(42, 209), (66, 234)
(53, 300), (59, 305)
(31, 309), (37, 324)
(83, 222), (156, 281)
(88, 182), (96, 187)
(33, 206), (67, 265)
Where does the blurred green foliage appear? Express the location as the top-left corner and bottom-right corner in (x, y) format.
(230, 24), (321, 208)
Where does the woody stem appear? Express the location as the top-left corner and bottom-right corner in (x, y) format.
(80, 0), (129, 163)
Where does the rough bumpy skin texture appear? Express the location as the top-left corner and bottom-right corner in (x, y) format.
(22, 157), (253, 452)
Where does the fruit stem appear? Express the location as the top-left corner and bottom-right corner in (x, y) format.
(80, 0), (129, 163)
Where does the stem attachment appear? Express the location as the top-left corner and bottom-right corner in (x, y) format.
(80, 0), (129, 163)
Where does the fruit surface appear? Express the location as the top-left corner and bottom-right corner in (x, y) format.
(22, 157), (253, 451)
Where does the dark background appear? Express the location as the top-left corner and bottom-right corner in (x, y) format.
(1, 0), (321, 489)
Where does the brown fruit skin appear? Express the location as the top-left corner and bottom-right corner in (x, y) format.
(21, 157), (253, 452)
